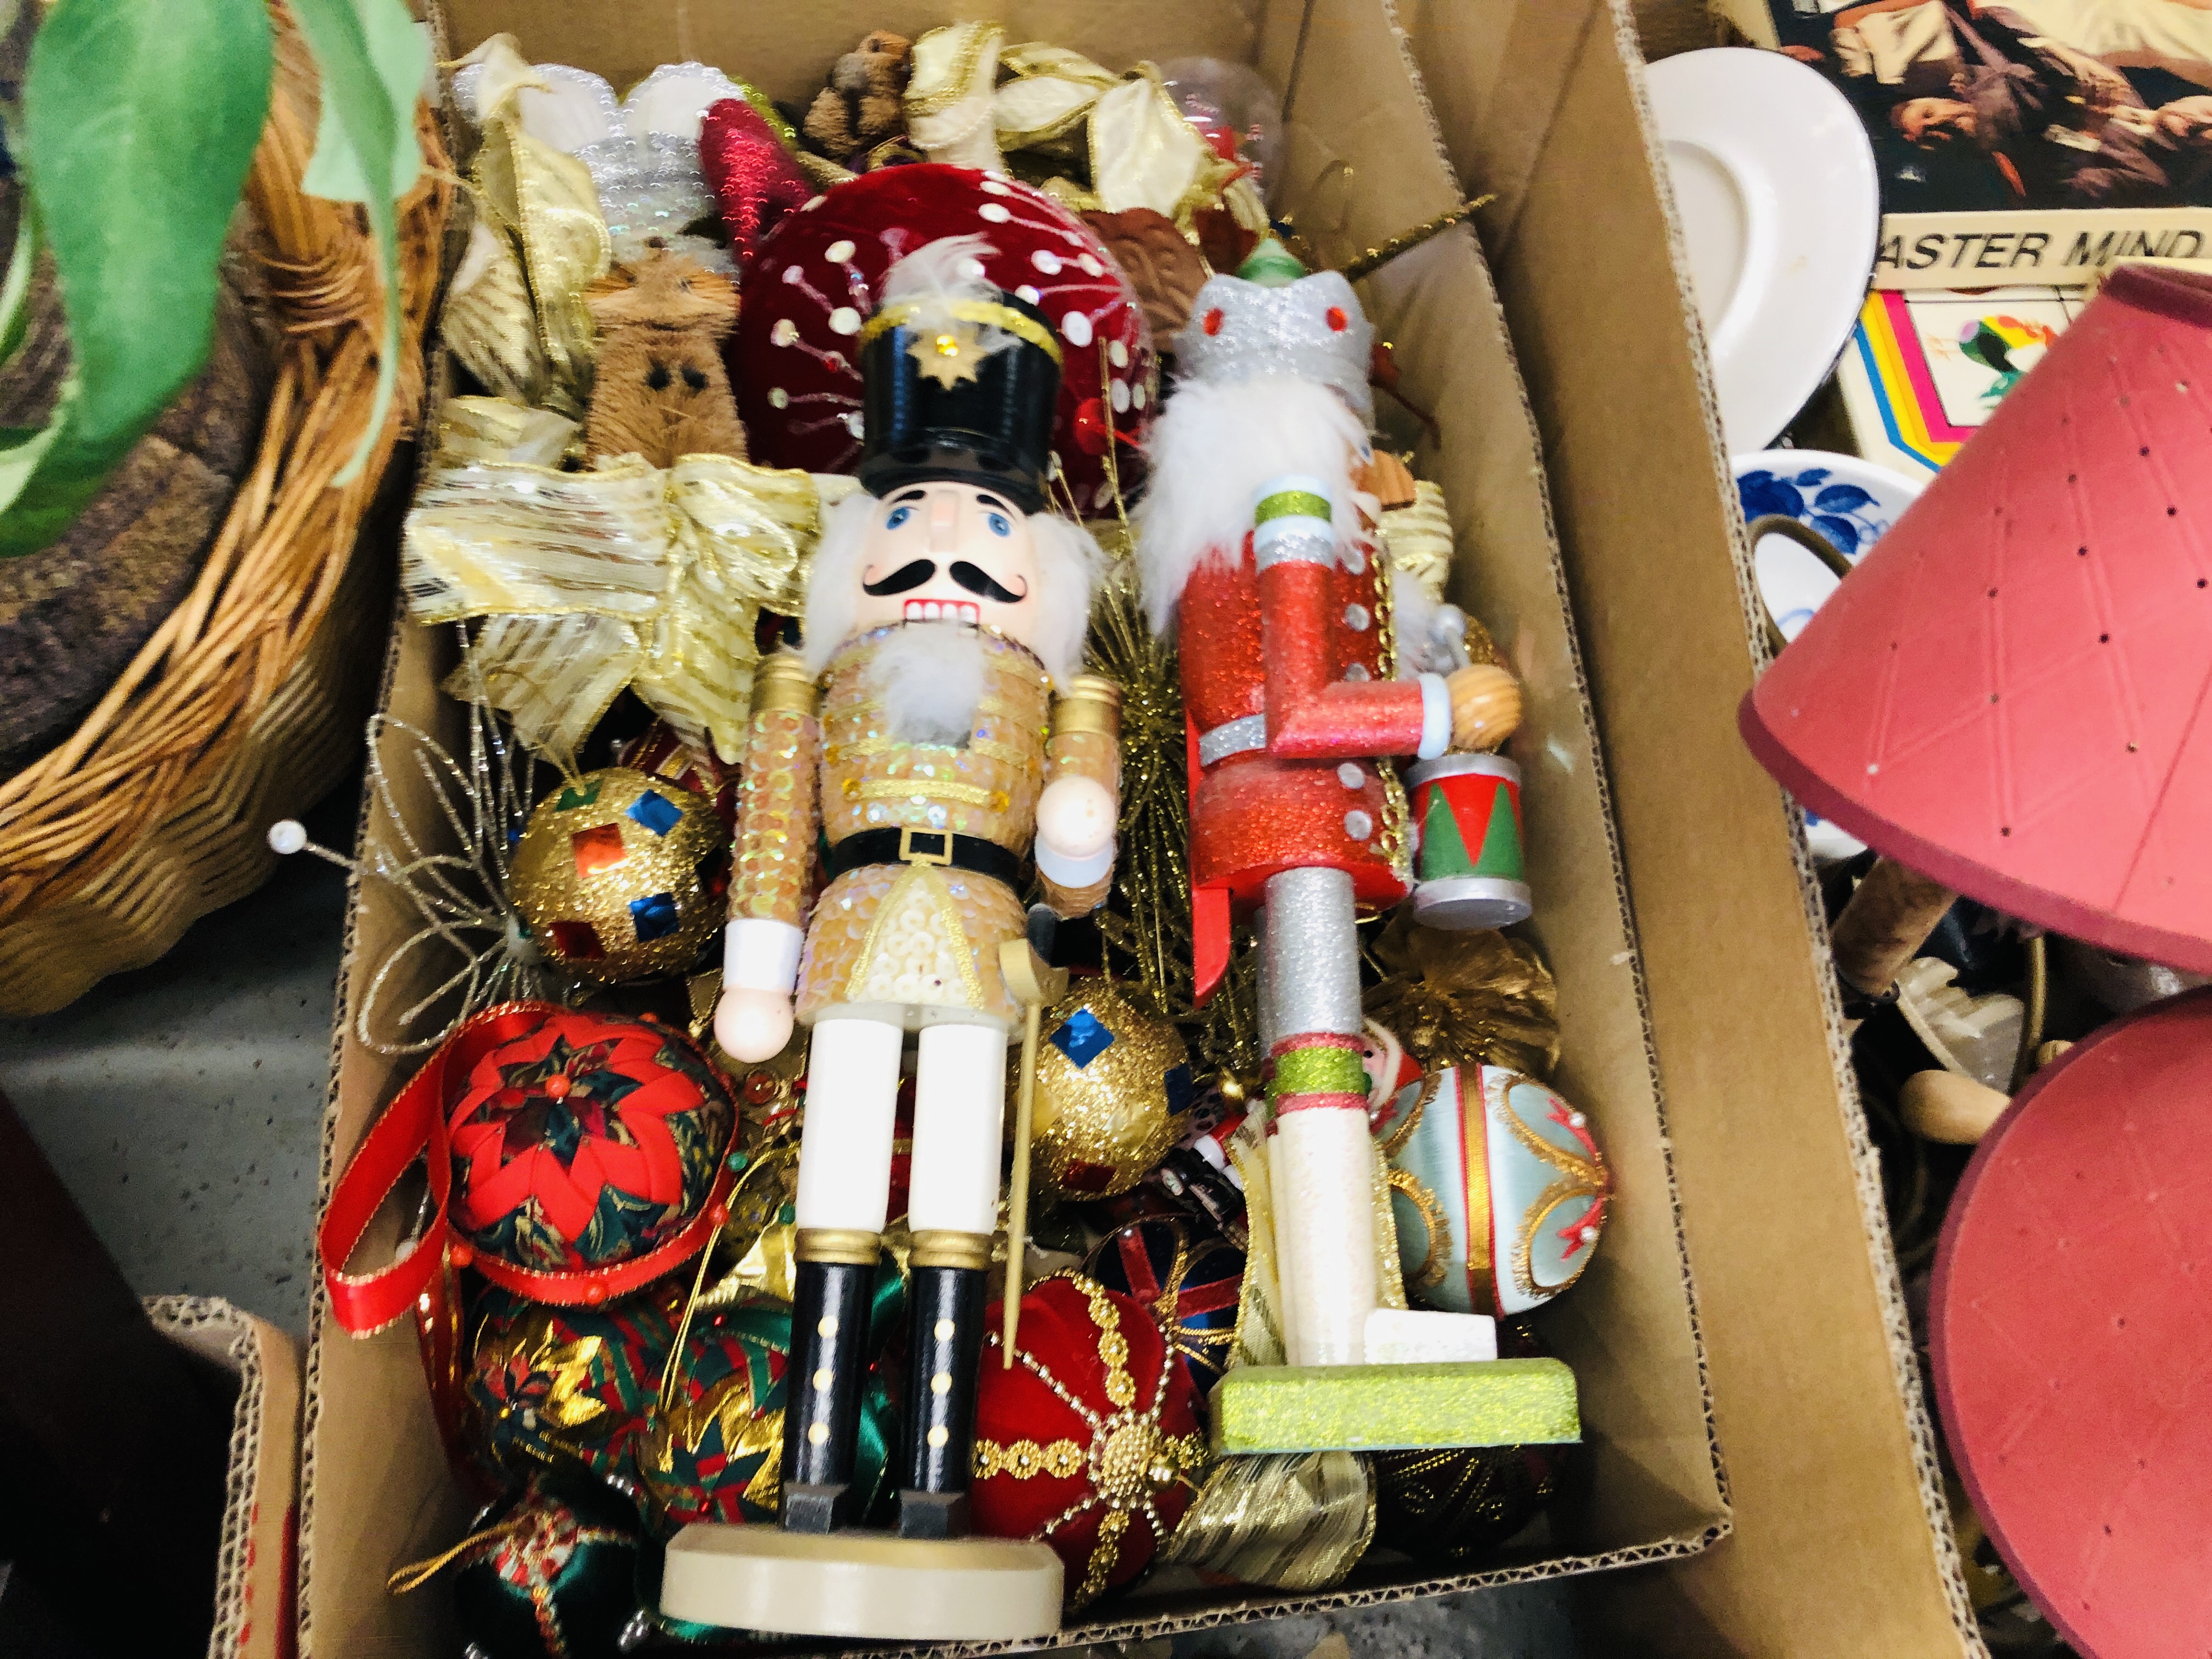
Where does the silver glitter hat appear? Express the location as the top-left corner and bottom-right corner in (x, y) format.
(1172, 270), (1375, 426)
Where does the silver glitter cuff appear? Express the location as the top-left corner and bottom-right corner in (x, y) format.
(1261, 866), (1362, 1036)
(1198, 713), (1268, 766)
(1255, 527), (1335, 572)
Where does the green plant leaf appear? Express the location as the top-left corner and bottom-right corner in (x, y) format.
(1, 0), (273, 556)
(0, 384), (71, 494)
(300, 0), (425, 202)
(0, 210), (40, 371)
(290, 0), (425, 485)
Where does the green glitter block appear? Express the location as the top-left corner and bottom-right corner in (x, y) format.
(1209, 1360), (1580, 1453)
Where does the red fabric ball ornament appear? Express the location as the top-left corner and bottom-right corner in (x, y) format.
(448, 1007), (736, 1274)
(732, 164), (1153, 511)
(699, 98), (817, 276)
(972, 1274), (1205, 1610)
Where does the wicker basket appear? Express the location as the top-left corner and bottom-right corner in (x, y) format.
(0, 25), (453, 1016)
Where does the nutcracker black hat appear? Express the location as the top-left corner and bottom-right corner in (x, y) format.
(856, 237), (1064, 515)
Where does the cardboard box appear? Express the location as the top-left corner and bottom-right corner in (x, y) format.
(298, 3), (1724, 1652)
(1399, 1), (1983, 1651)
(150, 1296), (302, 1659)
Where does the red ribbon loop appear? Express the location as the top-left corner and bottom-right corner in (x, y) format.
(319, 1003), (741, 1471)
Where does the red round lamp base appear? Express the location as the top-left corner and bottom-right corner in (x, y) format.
(1931, 988), (2212, 1656)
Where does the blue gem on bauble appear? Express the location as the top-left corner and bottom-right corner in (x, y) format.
(627, 789), (684, 837)
(1049, 1006), (1115, 1068)
(629, 891), (680, 941)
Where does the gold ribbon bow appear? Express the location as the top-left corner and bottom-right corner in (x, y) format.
(452, 35), (612, 410)
(906, 29), (1261, 236)
(402, 454), (857, 763)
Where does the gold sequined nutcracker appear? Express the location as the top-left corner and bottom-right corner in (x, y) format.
(674, 238), (1116, 1639)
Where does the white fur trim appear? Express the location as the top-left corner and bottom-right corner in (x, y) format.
(1133, 377), (1367, 635)
(725, 918), (804, 992)
(1392, 567), (1441, 679)
(1036, 837), (1114, 888)
(802, 490), (878, 676)
(1417, 673), (1451, 760)
(1023, 511), (1107, 685)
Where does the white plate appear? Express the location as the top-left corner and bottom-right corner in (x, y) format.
(1732, 446), (1923, 864)
(1645, 49), (1880, 451)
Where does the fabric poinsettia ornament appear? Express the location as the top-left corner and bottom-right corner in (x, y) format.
(640, 1272), (904, 1534)
(447, 1007), (735, 1274)
(321, 1006), (745, 1471)
(970, 1274), (1207, 1610)
(466, 1282), (685, 1486)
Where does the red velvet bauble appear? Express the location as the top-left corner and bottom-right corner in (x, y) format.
(731, 165), (1154, 511)
(972, 1274), (1205, 1610)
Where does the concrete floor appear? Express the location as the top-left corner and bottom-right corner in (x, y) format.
(1, 778), (358, 1335)
(0, 774), (1583, 1659)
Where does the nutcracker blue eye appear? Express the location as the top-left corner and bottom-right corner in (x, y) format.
(885, 505), (912, 529)
(986, 512), (1011, 538)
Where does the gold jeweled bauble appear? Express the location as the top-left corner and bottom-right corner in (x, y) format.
(510, 768), (727, 984)
(1030, 981), (1195, 1199)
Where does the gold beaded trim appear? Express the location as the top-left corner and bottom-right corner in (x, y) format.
(973, 1437), (1086, 1480)
(1386, 1166), (1452, 1293)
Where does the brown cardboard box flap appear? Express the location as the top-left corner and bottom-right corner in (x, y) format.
(150, 1296), (303, 1659)
(1403, 0), (1983, 1651)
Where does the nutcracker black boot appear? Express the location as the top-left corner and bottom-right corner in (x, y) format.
(778, 1247), (878, 1534)
(896, 1233), (991, 1539)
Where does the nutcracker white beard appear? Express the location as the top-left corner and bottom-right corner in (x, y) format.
(1133, 374), (1370, 635)
(863, 622), (990, 744)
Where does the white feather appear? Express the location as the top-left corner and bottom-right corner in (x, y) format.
(881, 234), (1016, 358)
(1132, 376), (1368, 635)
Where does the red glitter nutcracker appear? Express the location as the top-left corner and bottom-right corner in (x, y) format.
(1133, 259), (1526, 1400)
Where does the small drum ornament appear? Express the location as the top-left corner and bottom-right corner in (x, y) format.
(1372, 1065), (1609, 1318)
(1405, 753), (1531, 930)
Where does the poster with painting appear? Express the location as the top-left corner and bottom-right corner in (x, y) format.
(1765, 0), (2212, 213)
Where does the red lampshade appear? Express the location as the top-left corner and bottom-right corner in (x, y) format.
(1929, 986), (2212, 1655)
(1740, 265), (2212, 973)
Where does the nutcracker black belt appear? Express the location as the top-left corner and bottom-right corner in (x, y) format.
(825, 826), (1029, 891)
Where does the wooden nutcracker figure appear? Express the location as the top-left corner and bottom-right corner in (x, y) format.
(1135, 262), (1574, 1451)
(669, 238), (1118, 1639)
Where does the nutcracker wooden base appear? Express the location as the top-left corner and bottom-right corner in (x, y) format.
(658, 1525), (1065, 1640)
(1209, 1358), (1581, 1454)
